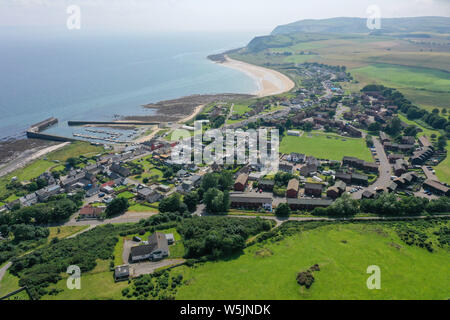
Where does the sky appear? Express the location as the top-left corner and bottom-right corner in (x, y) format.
(1, 0), (450, 34)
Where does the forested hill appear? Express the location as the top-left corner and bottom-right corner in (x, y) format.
(271, 16), (450, 35)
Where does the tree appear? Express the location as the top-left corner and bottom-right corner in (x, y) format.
(159, 193), (182, 213)
(183, 191), (199, 212)
(105, 198), (129, 217)
(437, 135), (447, 150)
(367, 122), (381, 133)
(204, 188), (229, 214)
(275, 203), (291, 217)
(432, 108), (439, 114)
(327, 193), (359, 216)
(163, 167), (174, 179)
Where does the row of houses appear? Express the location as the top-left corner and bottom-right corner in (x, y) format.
(342, 156), (379, 173)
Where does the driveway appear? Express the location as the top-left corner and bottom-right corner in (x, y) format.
(352, 137), (392, 199)
(132, 259), (185, 277)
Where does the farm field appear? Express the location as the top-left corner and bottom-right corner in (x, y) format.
(174, 221), (450, 300)
(280, 131), (372, 161)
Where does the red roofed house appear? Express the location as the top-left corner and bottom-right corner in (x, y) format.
(79, 205), (104, 219)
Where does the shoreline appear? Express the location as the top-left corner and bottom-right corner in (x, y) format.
(217, 55), (295, 97)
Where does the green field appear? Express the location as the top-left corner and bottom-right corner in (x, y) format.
(42, 260), (128, 300)
(280, 132), (372, 161)
(174, 221), (450, 300)
(352, 63), (450, 111)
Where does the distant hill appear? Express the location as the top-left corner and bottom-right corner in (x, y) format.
(271, 16), (450, 35)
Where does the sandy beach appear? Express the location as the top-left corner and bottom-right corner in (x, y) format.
(219, 55), (295, 97)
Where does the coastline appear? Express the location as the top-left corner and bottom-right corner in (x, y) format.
(217, 55), (295, 97)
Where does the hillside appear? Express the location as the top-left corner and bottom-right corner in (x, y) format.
(271, 16), (450, 35)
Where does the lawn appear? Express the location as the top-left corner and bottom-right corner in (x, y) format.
(174, 222), (450, 300)
(280, 131), (372, 161)
(42, 260), (128, 300)
(47, 226), (89, 243)
(117, 191), (135, 200)
(0, 270), (21, 297)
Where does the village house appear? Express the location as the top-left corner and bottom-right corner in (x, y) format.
(229, 192), (273, 211)
(35, 184), (62, 202)
(279, 161), (294, 173)
(351, 173), (369, 186)
(423, 179), (450, 196)
(286, 179), (299, 198)
(258, 179), (275, 191)
(110, 163), (131, 177)
(411, 147), (434, 165)
(300, 163), (318, 177)
(79, 205), (104, 219)
(304, 182), (323, 197)
(234, 173), (249, 192)
(287, 198), (333, 210)
(326, 180), (346, 199)
(129, 232), (170, 263)
(286, 152), (306, 163)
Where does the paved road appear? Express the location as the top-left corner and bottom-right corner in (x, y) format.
(352, 137), (392, 199)
(63, 211), (159, 227)
(0, 262), (12, 290)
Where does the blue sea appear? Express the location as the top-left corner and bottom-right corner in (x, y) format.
(0, 28), (258, 141)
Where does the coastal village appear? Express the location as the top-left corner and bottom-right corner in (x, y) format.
(0, 59), (449, 299)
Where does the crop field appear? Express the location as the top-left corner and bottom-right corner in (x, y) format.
(280, 132), (372, 161)
(174, 221), (450, 300)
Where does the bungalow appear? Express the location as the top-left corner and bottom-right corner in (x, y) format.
(234, 173), (249, 192)
(287, 198), (333, 210)
(229, 193), (273, 211)
(129, 232), (169, 263)
(304, 182), (323, 197)
(79, 205), (104, 219)
(286, 179), (299, 198)
(423, 179), (450, 196)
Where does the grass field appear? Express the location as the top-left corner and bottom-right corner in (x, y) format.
(174, 222), (450, 300)
(352, 63), (450, 111)
(42, 260), (128, 300)
(47, 226), (89, 243)
(280, 131), (372, 161)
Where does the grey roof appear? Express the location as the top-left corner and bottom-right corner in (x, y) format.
(230, 192), (273, 204)
(114, 265), (130, 278)
(287, 198), (333, 206)
(304, 182), (323, 190)
(148, 232), (169, 253)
